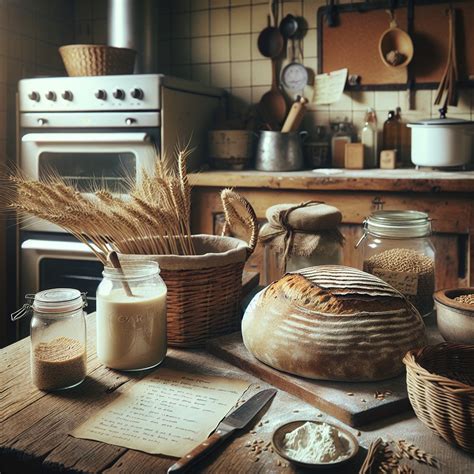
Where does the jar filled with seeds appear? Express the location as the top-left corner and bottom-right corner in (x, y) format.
(11, 289), (87, 391)
(357, 210), (435, 317)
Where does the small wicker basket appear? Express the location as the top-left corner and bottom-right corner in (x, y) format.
(119, 193), (258, 347)
(59, 44), (136, 76)
(403, 343), (474, 453)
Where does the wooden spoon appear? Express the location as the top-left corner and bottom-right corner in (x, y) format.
(259, 58), (287, 129)
(257, 0), (286, 128)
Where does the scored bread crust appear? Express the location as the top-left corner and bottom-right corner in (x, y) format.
(242, 265), (426, 381)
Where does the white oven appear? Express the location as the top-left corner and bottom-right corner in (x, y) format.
(17, 74), (223, 308)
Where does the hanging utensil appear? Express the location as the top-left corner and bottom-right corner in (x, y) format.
(279, 13), (308, 98)
(257, 0), (284, 58)
(378, 9), (414, 69)
(258, 0), (287, 129)
(434, 8), (458, 110)
(281, 97), (308, 133)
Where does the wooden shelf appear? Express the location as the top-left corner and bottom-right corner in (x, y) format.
(188, 169), (474, 193)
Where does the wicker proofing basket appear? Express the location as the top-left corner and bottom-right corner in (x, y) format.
(59, 44), (136, 76)
(119, 195), (258, 348)
(403, 343), (474, 453)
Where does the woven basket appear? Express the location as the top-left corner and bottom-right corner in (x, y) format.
(403, 343), (474, 453)
(59, 44), (136, 76)
(119, 194), (258, 347)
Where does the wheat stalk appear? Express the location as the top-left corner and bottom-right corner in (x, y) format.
(5, 142), (197, 260)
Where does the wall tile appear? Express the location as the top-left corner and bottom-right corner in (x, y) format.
(231, 60), (251, 87)
(210, 7), (229, 35)
(251, 3), (268, 32)
(303, 29), (317, 58)
(191, 37), (210, 63)
(191, 10), (210, 37)
(173, 12), (191, 38)
(210, 35), (230, 62)
(251, 59), (271, 86)
(231, 6), (251, 34)
(193, 0), (210, 10)
(250, 32), (262, 59)
(210, 0), (229, 8)
(192, 63), (211, 84)
(172, 38), (191, 65)
(351, 91), (375, 111)
(374, 91), (399, 111)
(211, 62), (231, 88)
(251, 85), (268, 103)
(230, 33), (251, 61)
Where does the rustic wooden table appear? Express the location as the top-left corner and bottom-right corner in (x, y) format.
(1, 314), (473, 473)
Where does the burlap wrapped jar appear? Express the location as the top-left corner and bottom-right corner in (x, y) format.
(260, 201), (344, 281)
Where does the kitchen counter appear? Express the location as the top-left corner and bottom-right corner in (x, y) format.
(188, 168), (474, 288)
(188, 169), (474, 193)
(1, 314), (473, 474)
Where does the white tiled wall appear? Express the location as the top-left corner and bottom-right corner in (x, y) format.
(156, 0), (474, 138)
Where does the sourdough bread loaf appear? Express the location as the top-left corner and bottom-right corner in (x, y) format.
(241, 265), (426, 381)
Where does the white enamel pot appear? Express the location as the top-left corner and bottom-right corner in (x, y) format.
(407, 117), (474, 168)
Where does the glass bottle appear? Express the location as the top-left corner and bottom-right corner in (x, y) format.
(96, 260), (167, 371)
(382, 110), (400, 160)
(331, 121), (352, 168)
(12, 289), (88, 391)
(356, 210), (435, 317)
(396, 107), (411, 166)
(361, 108), (378, 168)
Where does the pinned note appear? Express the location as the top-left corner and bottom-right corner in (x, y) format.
(71, 368), (250, 457)
(313, 68), (348, 105)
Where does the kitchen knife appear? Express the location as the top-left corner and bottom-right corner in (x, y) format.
(167, 388), (277, 473)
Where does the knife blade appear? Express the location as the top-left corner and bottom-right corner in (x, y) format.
(167, 388), (277, 473)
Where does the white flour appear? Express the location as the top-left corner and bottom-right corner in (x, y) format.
(283, 422), (350, 463)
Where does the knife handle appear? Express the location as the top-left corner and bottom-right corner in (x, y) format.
(167, 429), (233, 473)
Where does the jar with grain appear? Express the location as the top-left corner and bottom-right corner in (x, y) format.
(11, 289), (88, 391)
(96, 261), (167, 371)
(357, 210), (435, 317)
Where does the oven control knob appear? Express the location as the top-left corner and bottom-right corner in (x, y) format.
(130, 88), (143, 100)
(125, 117), (136, 125)
(46, 91), (56, 101)
(113, 88), (125, 99)
(95, 89), (107, 100)
(37, 118), (47, 126)
(28, 91), (40, 102)
(62, 90), (73, 101)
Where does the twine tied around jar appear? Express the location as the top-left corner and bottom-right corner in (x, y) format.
(260, 201), (344, 270)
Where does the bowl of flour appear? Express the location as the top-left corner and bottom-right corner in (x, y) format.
(272, 420), (359, 468)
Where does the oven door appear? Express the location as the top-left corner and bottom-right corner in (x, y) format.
(21, 238), (101, 305)
(21, 132), (157, 231)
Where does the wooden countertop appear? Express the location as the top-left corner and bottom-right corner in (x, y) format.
(188, 169), (474, 193)
(2, 314), (473, 473)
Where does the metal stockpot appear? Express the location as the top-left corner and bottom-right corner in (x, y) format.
(255, 131), (307, 171)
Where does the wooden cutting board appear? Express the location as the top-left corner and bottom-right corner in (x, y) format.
(207, 324), (442, 428)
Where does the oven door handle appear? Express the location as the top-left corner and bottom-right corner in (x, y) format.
(21, 132), (152, 144)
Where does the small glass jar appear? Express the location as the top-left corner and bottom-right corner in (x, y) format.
(12, 289), (87, 391)
(357, 210), (436, 317)
(96, 261), (167, 371)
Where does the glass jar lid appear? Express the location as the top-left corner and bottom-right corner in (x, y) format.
(33, 288), (85, 314)
(365, 210), (431, 238)
(103, 260), (160, 281)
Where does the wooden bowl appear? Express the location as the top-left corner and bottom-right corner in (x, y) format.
(272, 420), (359, 469)
(434, 288), (474, 344)
(378, 27), (414, 68)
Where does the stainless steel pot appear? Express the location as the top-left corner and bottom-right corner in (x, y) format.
(255, 131), (307, 171)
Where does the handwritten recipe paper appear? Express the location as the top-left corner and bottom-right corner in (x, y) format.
(313, 68), (348, 105)
(71, 368), (250, 457)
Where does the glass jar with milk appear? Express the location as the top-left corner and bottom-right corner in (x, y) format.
(96, 261), (167, 371)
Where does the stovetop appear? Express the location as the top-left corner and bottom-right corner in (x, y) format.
(18, 74), (222, 113)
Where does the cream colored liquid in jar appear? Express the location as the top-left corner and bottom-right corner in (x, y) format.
(97, 287), (167, 370)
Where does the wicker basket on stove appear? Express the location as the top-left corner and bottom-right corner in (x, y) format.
(403, 343), (474, 453)
(119, 192), (258, 348)
(59, 44), (136, 76)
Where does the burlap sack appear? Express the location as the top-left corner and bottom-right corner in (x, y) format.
(260, 201), (344, 261)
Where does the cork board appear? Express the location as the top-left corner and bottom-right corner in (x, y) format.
(318, 0), (474, 88)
